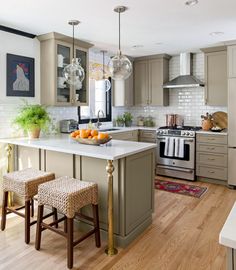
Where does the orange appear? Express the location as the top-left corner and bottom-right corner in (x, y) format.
(75, 135), (80, 139)
(92, 135), (98, 140)
(86, 129), (91, 137)
(74, 130), (80, 136)
(91, 129), (98, 137)
(98, 133), (108, 140)
(80, 129), (89, 139)
(88, 136), (92, 139)
(70, 132), (76, 138)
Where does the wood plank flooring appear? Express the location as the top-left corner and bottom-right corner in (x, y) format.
(1, 177), (236, 270)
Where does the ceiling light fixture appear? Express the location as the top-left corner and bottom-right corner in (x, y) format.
(109, 6), (132, 81)
(63, 20), (85, 86)
(132, 45), (143, 49)
(209, 31), (224, 36)
(185, 0), (198, 6)
(99, 50), (111, 91)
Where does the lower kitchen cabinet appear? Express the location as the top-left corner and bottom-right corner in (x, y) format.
(111, 130), (139, 141)
(139, 130), (156, 143)
(196, 133), (228, 182)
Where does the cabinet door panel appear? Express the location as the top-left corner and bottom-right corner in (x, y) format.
(134, 61), (148, 106)
(205, 51), (227, 106)
(228, 45), (236, 78)
(149, 59), (163, 106)
(228, 78), (236, 147)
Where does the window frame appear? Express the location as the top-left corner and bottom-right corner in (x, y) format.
(78, 78), (112, 124)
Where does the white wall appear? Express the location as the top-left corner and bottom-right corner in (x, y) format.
(0, 31), (40, 138)
(113, 53), (227, 127)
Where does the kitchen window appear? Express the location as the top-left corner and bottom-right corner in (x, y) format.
(78, 78), (112, 124)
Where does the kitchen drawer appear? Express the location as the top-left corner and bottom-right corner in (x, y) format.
(139, 137), (156, 143)
(111, 131), (138, 141)
(197, 134), (227, 145)
(139, 130), (156, 143)
(196, 164), (227, 181)
(197, 143), (228, 154)
(197, 152), (227, 167)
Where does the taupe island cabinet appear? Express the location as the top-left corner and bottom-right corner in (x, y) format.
(0, 135), (156, 249)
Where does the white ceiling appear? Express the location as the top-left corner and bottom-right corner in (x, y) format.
(1, 0), (236, 56)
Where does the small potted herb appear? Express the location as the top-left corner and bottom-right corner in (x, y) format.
(116, 115), (125, 127)
(123, 112), (133, 127)
(13, 103), (51, 138)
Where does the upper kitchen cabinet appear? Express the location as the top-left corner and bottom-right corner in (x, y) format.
(201, 46), (227, 106)
(37, 32), (93, 106)
(134, 54), (170, 106)
(228, 45), (236, 78)
(113, 59), (134, 106)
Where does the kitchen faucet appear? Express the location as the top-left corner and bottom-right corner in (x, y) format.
(95, 110), (105, 129)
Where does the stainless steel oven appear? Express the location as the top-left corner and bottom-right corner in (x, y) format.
(156, 126), (200, 181)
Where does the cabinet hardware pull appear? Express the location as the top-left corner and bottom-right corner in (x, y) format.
(208, 158), (215, 161)
(208, 171), (215, 173)
(207, 147), (215, 150)
(207, 138), (215, 141)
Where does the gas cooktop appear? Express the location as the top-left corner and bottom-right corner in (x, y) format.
(158, 126), (202, 131)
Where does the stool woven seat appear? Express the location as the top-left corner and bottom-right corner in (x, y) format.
(3, 168), (55, 200)
(38, 176), (98, 218)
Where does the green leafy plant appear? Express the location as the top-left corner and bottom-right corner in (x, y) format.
(116, 115), (125, 127)
(123, 112), (133, 127)
(13, 103), (51, 132)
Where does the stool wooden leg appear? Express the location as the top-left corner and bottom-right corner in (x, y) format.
(25, 199), (31, 244)
(52, 207), (58, 228)
(64, 216), (67, 233)
(1, 191), (8, 231)
(30, 198), (34, 218)
(35, 205), (44, 250)
(67, 218), (74, 269)
(92, 204), (101, 248)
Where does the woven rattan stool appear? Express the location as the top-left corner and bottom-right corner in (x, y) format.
(1, 168), (56, 244)
(35, 176), (101, 269)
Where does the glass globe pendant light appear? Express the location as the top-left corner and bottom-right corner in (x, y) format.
(63, 20), (85, 86)
(109, 6), (132, 81)
(100, 50), (111, 91)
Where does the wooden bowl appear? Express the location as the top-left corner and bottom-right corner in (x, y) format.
(72, 136), (112, 146)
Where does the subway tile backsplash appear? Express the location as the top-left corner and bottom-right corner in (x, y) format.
(113, 53), (227, 127)
(0, 52), (227, 138)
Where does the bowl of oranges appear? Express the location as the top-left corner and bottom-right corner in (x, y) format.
(70, 129), (112, 145)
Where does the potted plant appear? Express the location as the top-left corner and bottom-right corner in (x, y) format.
(123, 112), (133, 127)
(116, 115), (125, 127)
(13, 103), (51, 139)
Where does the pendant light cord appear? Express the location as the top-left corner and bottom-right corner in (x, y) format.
(72, 24), (75, 59)
(102, 51), (105, 79)
(118, 11), (121, 52)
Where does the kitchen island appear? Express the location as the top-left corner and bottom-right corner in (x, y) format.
(0, 135), (156, 250)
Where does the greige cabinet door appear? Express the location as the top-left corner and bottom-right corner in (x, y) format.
(228, 45), (236, 78)
(228, 78), (236, 147)
(113, 71), (134, 106)
(134, 60), (149, 106)
(205, 51), (227, 106)
(149, 59), (169, 106)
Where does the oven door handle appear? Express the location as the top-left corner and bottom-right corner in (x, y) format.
(157, 165), (193, 173)
(156, 137), (194, 143)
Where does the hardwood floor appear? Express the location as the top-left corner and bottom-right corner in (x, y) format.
(0, 177), (236, 270)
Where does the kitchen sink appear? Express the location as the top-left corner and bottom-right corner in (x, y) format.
(100, 128), (120, 132)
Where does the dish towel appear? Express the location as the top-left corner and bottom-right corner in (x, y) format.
(164, 137), (169, 156)
(167, 137), (175, 157)
(178, 138), (185, 158)
(174, 137), (180, 157)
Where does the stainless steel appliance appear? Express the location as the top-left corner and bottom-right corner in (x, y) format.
(163, 53), (204, 89)
(60, 119), (78, 133)
(156, 126), (201, 181)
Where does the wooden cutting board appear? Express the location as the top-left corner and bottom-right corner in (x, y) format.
(212, 111), (228, 129)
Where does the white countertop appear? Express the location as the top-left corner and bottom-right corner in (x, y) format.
(219, 202), (236, 249)
(0, 135), (156, 161)
(100, 126), (157, 134)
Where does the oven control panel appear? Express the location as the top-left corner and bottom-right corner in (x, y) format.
(157, 129), (195, 137)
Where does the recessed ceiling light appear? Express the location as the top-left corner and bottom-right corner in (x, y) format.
(155, 42), (163, 45)
(185, 0), (198, 6)
(210, 31), (224, 36)
(132, 45), (143, 49)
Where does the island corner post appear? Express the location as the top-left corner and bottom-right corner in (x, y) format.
(105, 159), (118, 255)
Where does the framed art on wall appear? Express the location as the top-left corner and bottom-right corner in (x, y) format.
(6, 53), (35, 97)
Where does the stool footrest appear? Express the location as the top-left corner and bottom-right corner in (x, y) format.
(73, 228), (96, 247)
(41, 222), (67, 237)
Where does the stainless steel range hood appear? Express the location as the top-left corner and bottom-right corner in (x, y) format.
(163, 53), (204, 88)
